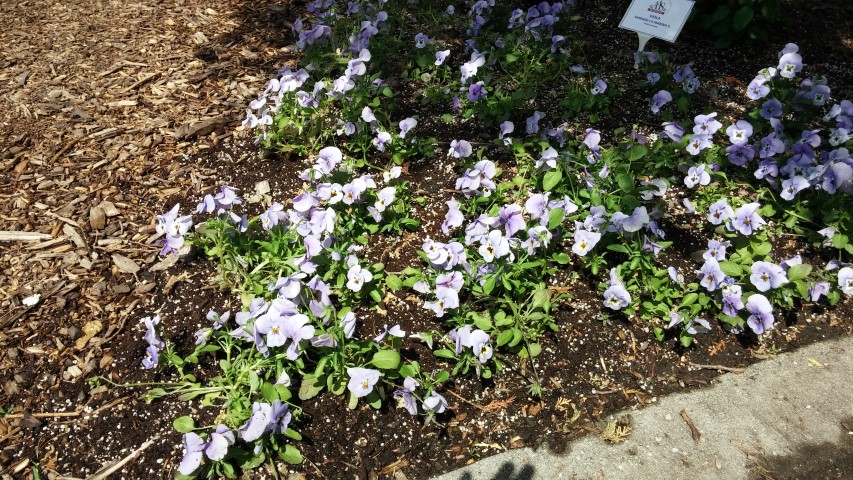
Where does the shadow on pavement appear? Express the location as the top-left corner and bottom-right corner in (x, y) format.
(457, 462), (535, 480)
(751, 416), (853, 480)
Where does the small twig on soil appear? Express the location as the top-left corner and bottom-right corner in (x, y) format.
(120, 72), (160, 94)
(0, 231), (53, 242)
(305, 458), (328, 479)
(53, 434), (160, 480)
(443, 388), (488, 412)
(689, 363), (745, 374)
(7, 396), (129, 421)
(101, 300), (140, 345)
(86, 433), (161, 480)
(49, 136), (83, 164)
(5, 410), (83, 419)
(679, 409), (702, 443)
(0, 426), (20, 444)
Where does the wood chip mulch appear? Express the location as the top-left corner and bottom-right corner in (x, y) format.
(0, 0), (297, 474)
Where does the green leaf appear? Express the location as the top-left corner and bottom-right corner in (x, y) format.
(509, 328), (523, 347)
(628, 144), (648, 161)
(483, 275), (497, 294)
(505, 53), (518, 63)
(177, 390), (203, 401)
(710, 5), (731, 24)
(677, 95), (689, 114)
(606, 244), (629, 254)
(616, 173), (634, 193)
(751, 242), (772, 257)
(144, 388), (167, 403)
(548, 207), (565, 230)
(370, 289), (382, 303)
(527, 343), (542, 357)
(473, 313), (493, 331)
(831, 233), (849, 249)
(284, 428), (302, 441)
(260, 382), (278, 402)
(543, 170), (562, 191)
(221, 462), (236, 479)
(680, 292), (699, 307)
(240, 450), (266, 469)
(552, 252), (570, 265)
(400, 363), (418, 378)
(531, 288), (551, 311)
(173, 416), (195, 433)
(248, 371), (260, 392)
(496, 329), (514, 347)
(434, 370), (450, 384)
(371, 349), (401, 370)
(434, 348), (456, 359)
(382, 87), (394, 97)
(385, 274), (403, 291)
(298, 374), (325, 400)
(590, 188), (601, 206)
(732, 6), (754, 31)
(367, 390), (382, 409)
(787, 264), (812, 282)
(275, 384), (292, 401)
(279, 445), (303, 465)
(719, 261), (743, 277)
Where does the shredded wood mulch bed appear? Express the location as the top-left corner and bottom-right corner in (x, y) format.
(1, 1), (851, 479)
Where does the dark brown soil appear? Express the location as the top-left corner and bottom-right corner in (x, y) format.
(2, 1), (852, 480)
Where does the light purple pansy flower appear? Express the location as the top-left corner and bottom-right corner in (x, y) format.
(205, 424), (235, 461)
(746, 294), (775, 334)
(651, 90), (672, 113)
(726, 120), (754, 145)
(346, 263), (373, 292)
(603, 268), (631, 310)
(395, 377), (419, 415)
(414, 33), (429, 48)
(347, 367), (380, 398)
(399, 117), (417, 138)
(750, 261), (789, 292)
(423, 391), (448, 414)
(469, 329), (493, 363)
(778, 52), (803, 79)
(435, 49), (450, 66)
(591, 77), (607, 95)
(572, 229), (601, 257)
(837, 267), (853, 295)
(686, 134), (713, 156)
(704, 239), (730, 261)
(780, 176), (810, 201)
(707, 198), (734, 225)
(526, 111), (545, 134)
(760, 99), (783, 119)
(698, 258), (726, 291)
(684, 164), (711, 188)
(178, 432), (207, 475)
(238, 402), (273, 442)
(662, 122), (685, 143)
(730, 203), (766, 236)
(448, 139), (473, 158)
(373, 131), (392, 152)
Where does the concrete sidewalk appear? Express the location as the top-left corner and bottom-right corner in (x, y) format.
(432, 336), (853, 480)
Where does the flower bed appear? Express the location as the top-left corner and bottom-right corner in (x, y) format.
(102, 0), (852, 478)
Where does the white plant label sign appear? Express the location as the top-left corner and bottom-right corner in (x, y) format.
(619, 0), (694, 43)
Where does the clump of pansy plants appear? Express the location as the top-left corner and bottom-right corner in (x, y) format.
(128, 0), (853, 476)
(145, 147), (450, 477)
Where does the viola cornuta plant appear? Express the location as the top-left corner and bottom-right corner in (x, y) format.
(108, 0), (853, 476)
